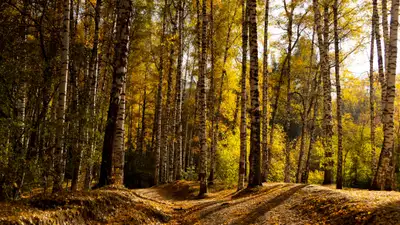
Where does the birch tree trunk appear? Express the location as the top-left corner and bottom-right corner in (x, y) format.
(98, 0), (131, 187)
(238, 0), (248, 191)
(370, 0), (377, 177)
(69, 54), (79, 191)
(163, 44), (174, 183)
(53, 0), (70, 193)
(174, 0), (183, 181)
(372, 0), (399, 191)
(333, 0), (343, 189)
(181, 55), (191, 172)
(382, 0), (389, 72)
(247, 0), (262, 187)
(322, 3), (334, 185)
(372, 2), (387, 185)
(374, 0), (386, 111)
(184, 29), (198, 173)
(154, 0), (167, 185)
(296, 26), (315, 183)
(113, 82), (125, 185)
(261, 0), (269, 183)
(283, 0), (293, 183)
(208, 0), (216, 185)
(84, 0), (102, 190)
(167, 11), (178, 182)
(303, 69), (321, 184)
(139, 82), (147, 154)
(198, 0), (208, 197)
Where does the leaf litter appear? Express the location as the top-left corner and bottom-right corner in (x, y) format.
(1, 182), (400, 224)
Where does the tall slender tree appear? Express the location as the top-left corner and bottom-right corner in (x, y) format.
(314, 0), (334, 185)
(198, 0), (208, 197)
(323, 3), (334, 185)
(372, 0), (400, 191)
(139, 80), (147, 154)
(261, 0), (269, 183)
(369, 0), (378, 177)
(53, 0), (70, 193)
(297, 26), (315, 183)
(168, 6), (178, 182)
(155, 0), (167, 185)
(247, 0), (262, 187)
(174, 0), (184, 181)
(84, 0), (102, 190)
(377, 0), (387, 115)
(303, 70), (320, 184)
(69, 0), (80, 192)
(283, 0), (294, 183)
(382, 0), (389, 72)
(113, 82), (126, 185)
(209, 0), (216, 185)
(238, 0), (248, 191)
(98, 0), (132, 187)
(333, 0), (343, 189)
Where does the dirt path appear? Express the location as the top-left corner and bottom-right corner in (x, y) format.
(130, 182), (400, 225)
(3, 182), (400, 224)
(131, 183), (311, 224)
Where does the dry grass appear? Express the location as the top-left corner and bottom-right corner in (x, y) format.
(2, 182), (400, 224)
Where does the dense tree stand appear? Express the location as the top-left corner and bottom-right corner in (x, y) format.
(1, 0), (400, 203)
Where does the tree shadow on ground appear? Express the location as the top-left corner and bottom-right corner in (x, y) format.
(177, 184), (297, 224)
(231, 184), (286, 199)
(367, 200), (400, 224)
(152, 181), (199, 201)
(294, 188), (400, 225)
(197, 184), (287, 218)
(177, 184), (286, 215)
(230, 184), (307, 225)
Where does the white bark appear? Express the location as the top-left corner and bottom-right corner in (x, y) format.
(53, 0), (70, 193)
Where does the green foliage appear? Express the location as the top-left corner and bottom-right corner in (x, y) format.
(308, 170), (324, 184)
(182, 166), (197, 181)
(268, 125), (287, 182)
(215, 129), (240, 185)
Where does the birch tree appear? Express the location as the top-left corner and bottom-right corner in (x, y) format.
(333, 0), (343, 189)
(261, 0), (269, 183)
(113, 82), (126, 185)
(369, 0), (377, 178)
(283, 0), (294, 183)
(238, 0), (248, 191)
(174, 0), (184, 181)
(53, 0), (70, 193)
(154, 0), (167, 185)
(313, 0), (333, 185)
(247, 0), (262, 187)
(98, 0), (132, 187)
(372, 0), (399, 191)
(209, 0), (216, 185)
(198, 0), (208, 196)
(84, 0), (102, 190)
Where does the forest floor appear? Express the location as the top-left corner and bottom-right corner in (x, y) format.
(1, 181), (400, 224)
